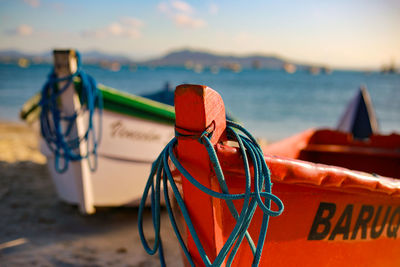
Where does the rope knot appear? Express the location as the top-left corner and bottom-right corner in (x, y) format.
(174, 120), (215, 142)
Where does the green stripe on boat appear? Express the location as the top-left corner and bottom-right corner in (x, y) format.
(20, 80), (176, 125)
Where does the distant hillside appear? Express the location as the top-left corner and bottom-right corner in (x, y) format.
(141, 49), (291, 69)
(0, 50), (31, 58)
(0, 48), (317, 70)
(0, 50), (35, 62)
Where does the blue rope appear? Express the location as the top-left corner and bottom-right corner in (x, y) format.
(39, 51), (103, 173)
(138, 120), (284, 267)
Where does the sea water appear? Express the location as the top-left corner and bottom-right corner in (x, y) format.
(0, 64), (399, 141)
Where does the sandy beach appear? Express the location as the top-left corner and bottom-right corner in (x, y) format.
(0, 121), (182, 266)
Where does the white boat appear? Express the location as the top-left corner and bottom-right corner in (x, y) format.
(20, 50), (175, 214)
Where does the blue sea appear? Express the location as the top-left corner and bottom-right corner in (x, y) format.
(0, 63), (399, 141)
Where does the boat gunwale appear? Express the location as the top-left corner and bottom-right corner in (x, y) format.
(216, 143), (400, 199)
(20, 79), (176, 125)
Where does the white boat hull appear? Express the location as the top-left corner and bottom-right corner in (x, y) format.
(38, 109), (174, 207)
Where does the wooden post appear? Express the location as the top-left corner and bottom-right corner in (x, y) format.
(174, 84), (227, 266)
(53, 50), (95, 214)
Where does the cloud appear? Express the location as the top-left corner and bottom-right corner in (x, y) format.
(23, 0), (40, 8)
(174, 14), (205, 28)
(209, 3), (218, 15)
(6, 24), (34, 36)
(158, 1), (206, 29)
(158, 1), (193, 14)
(157, 2), (169, 13)
(82, 17), (144, 39)
(120, 17), (144, 28)
(171, 1), (193, 13)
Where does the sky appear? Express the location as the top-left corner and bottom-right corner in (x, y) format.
(0, 0), (399, 69)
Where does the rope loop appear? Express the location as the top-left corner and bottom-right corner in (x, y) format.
(138, 120), (284, 267)
(174, 120), (215, 141)
(39, 51), (103, 173)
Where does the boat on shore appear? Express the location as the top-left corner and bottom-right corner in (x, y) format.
(139, 84), (400, 266)
(20, 50), (176, 214)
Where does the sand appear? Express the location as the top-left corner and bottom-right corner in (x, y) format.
(0, 121), (183, 266)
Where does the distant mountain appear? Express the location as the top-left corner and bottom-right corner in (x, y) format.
(141, 49), (295, 69)
(0, 50), (27, 57)
(0, 48), (319, 70)
(0, 50), (33, 59)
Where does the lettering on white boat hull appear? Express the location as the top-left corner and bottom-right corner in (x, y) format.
(308, 202), (400, 241)
(110, 120), (161, 142)
(99, 110), (174, 162)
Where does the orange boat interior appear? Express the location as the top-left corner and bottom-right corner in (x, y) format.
(264, 129), (400, 179)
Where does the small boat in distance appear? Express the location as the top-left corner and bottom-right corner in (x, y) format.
(283, 62), (296, 74)
(337, 86), (378, 139)
(308, 66), (321, 75)
(381, 59), (398, 74)
(322, 66), (333, 74)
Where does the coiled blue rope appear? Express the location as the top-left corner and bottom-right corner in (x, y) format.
(39, 52), (103, 173)
(138, 120), (284, 267)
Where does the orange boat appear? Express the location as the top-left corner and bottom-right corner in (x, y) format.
(139, 84), (400, 267)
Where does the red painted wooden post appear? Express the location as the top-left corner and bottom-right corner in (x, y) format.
(174, 84), (227, 266)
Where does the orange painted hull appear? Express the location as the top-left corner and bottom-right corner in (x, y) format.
(266, 184), (400, 267)
(187, 144), (400, 266)
(172, 84), (400, 267)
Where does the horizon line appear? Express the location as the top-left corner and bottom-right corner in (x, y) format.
(0, 46), (395, 72)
